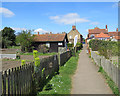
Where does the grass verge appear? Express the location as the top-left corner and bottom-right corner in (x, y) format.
(98, 66), (120, 96)
(37, 50), (80, 95)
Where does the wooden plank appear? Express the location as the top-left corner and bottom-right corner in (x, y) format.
(14, 68), (17, 94)
(8, 69), (10, 95)
(16, 67), (19, 94)
(0, 71), (2, 96)
(19, 66), (22, 95)
(11, 68), (14, 95)
(3, 71), (7, 95)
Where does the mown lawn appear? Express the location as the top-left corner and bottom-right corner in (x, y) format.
(20, 52), (57, 56)
(37, 50), (80, 95)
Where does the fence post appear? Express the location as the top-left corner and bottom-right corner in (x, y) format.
(58, 52), (60, 66)
(0, 71), (2, 96)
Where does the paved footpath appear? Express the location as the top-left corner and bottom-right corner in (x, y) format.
(71, 44), (113, 94)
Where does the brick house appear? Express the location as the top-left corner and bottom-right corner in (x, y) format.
(33, 32), (68, 53)
(88, 25), (108, 38)
(95, 32), (110, 40)
(67, 25), (83, 44)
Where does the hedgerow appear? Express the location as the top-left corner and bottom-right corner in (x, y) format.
(89, 39), (119, 59)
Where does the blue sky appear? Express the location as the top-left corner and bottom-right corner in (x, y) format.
(1, 2), (118, 38)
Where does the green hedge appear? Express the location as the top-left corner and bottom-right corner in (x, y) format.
(89, 39), (119, 59)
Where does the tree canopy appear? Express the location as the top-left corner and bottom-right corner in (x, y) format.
(1, 27), (16, 48)
(16, 30), (34, 52)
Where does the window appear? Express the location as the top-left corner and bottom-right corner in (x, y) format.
(46, 43), (50, 48)
(69, 36), (72, 39)
(69, 42), (72, 44)
(90, 34), (95, 38)
(58, 43), (63, 45)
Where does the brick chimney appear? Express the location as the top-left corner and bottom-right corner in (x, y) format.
(72, 25), (76, 30)
(116, 28), (118, 31)
(38, 32), (39, 35)
(106, 25), (108, 29)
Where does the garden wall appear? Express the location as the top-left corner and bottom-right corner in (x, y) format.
(91, 51), (120, 90)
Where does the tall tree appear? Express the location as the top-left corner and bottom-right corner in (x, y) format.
(1, 27), (16, 48)
(16, 30), (34, 52)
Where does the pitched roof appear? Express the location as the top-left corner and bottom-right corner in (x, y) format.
(108, 32), (118, 37)
(68, 29), (81, 35)
(34, 33), (66, 42)
(88, 27), (108, 34)
(95, 32), (110, 38)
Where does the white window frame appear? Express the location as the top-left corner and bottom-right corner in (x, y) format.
(46, 43), (50, 48)
(69, 36), (72, 39)
(58, 43), (63, 45)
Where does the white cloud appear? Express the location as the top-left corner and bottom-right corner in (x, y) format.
(112, 2), (120, 8)
(90, 22), (99, 25)
(12, 28), (27, 31)
(0, 7), (15, 17)
(50, 13), (90, 25)
(34, 28), (49, 33)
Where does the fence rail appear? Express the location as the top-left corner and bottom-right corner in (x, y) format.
(91, 51), (120, 89)
(1, 50), (73, 95)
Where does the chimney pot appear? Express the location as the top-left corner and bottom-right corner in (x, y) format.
(38, 32), (39, 35)
(72, 25), (76, 30)
(106, 25), (108, 29)
(116, 28), (118, 31)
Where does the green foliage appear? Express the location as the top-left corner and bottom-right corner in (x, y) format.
(21, 60), (26, 66)
(76, 42), (83, 48)
(67, 43), (74, 47)
(76, 42), (83, 49)
(34, 57), (40, 67)
(7, 46), (21, 49)
(1, 27), (16, 48)
(37, 44), (49, 53)
(89, 39), (118, 59)
(20, 52), (56, 56)
(16, 30), (34, 52)
(98, 66), (103, 72)
(42, 68), (45, 74)
(33, 50), (39, 58)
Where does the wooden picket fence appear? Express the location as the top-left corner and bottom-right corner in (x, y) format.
(2, 63), (34, 95)
(1, 51), (73, 95)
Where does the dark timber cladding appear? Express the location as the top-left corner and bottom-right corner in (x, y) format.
(33, 33), (68, 52)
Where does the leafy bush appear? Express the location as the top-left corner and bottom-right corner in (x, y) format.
(37, 44), (49, 53)
(33, 50), (40, 67)
(89, 39), (118, 59)
(21, 60), (26, 66)
(33, 50), (39, 58)
(34, 57), (40, 67)
(16, 30), (34, 52)
(67, 43), (74, 47)
(76, 42), (83, 49)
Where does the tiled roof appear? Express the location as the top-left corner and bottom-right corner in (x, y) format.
(95, 32), (110, 38)
(34, 33), (66, 42)
(89, 27), (108, 34)
(108, 32), (117, 37)
(114, 36), (120, 40)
